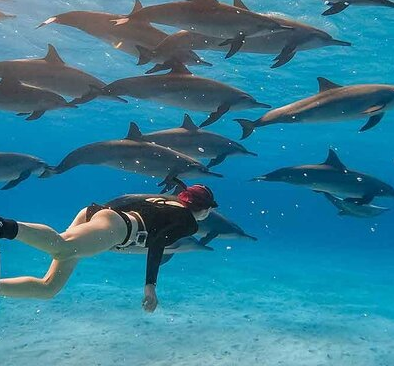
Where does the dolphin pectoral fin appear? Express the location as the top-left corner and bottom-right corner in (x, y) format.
(344, 194), (374, 205)
(158, 173), (178, 193)
(199, 232), (219, 246)
(312, 189), (325, 194)
(200, 103), (230, 127)
(25, 110), (45, 121)
(207, 154), (228, 168)
(359, 113), (384, 132)
(322, 2), (349, 15)
(160, 254), (175, 266)
(16, 113), (30, 116)
(219, 33), (246, 59)
(362, 105), (385, 115)
(271, 44), (297, 68)
(338, 210), (348, 216)
(1, 170), (32, 190)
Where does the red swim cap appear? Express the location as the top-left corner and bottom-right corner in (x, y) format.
(178, 184), (218, 211)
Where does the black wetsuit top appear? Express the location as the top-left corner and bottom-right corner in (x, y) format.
(106, 198), (198, 286)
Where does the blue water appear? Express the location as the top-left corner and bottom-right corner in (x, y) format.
(1, 0), (394, 365)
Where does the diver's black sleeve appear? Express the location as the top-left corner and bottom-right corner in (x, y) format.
(145, 213), (198, 285)
(146, 245), (165, 286)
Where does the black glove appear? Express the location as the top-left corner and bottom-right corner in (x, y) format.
(0, 217), (18, 239)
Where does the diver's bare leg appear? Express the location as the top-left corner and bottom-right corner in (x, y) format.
(0, 258), (78, 299)
(14, 209), (127, 259)
(0, 210), (128, 299)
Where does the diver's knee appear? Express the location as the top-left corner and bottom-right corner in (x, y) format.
(39, 280), (62, 299)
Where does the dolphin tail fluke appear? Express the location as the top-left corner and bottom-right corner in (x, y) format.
(322, 2), (349, 15)
(135, 45), (154, 66)
(39, 166), (58, 179)
(234, 119), (255, 140)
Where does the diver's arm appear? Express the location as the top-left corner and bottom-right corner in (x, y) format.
(143, 245), (164, 313)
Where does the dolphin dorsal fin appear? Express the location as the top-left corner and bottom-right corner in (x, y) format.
(169, 63), (192, 75)
(129, 0), (143, 15)
(322, 149), (347, 170)
(234, 0), (249, 10)
(317, 77), (342, 93)
(125, 122), (143, 140)
(181, 114), (199, 131)
(44, 44), (65, 65)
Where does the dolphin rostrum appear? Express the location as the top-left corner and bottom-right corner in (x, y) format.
(235, 77), (394, 139)
(40, 122), (223, 192)
(128, 114), (257, 168)
(141, 0), (350, 69)
(252, 149), (394, 204)
(197, 210), (258, 245)
(323, 0), (394, 16)
(0, 44), (125, 103)
(75, 64), (270, 127)
(115, 0), (290, 58)
(0, 152), (48, 190)
(37, 1), (211, 73)
(322, 192), (390, 218)
(0, 76), (76, 120)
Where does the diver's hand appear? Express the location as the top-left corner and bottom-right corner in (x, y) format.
(142, 284), (158, 313)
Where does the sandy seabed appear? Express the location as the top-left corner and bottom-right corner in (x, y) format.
(1, 244), (394, 366)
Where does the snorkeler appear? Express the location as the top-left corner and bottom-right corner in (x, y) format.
(0, 183), (218, 312)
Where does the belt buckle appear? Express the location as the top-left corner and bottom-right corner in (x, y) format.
(135, 231), (148, 247)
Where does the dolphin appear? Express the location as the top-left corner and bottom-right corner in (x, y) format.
(40, 122), (223, 192)
(0, 76), (76, 120)
(323, 0), (394, 15)
(0, 152), (48, 190)
(106, 191), (257, 246)
(252, 149), (394, 204)
(322, 192), (390, 218)
(129, 114), (257, 168)
(141, 0), (350, 69)
(37, 1), (211, 73)
(235, 77), (394, 139)
(114, 0), (290, 58)
(0, 44), (125, 102)
(75, 64), (270, 127)
(197, 210), (258, 245)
